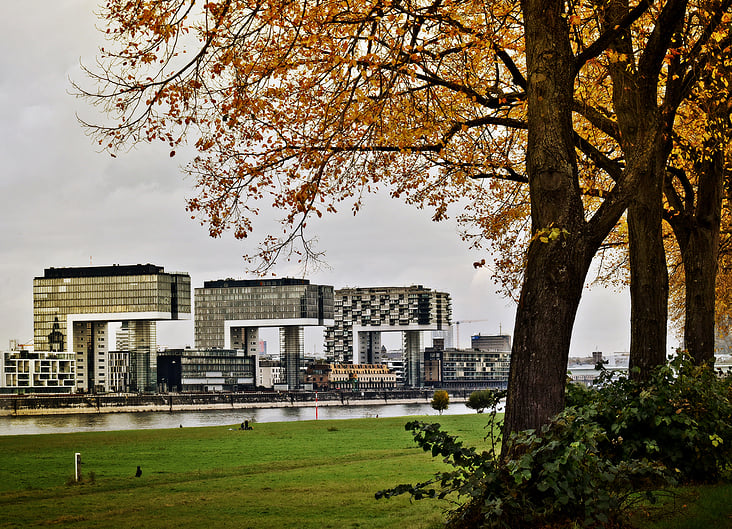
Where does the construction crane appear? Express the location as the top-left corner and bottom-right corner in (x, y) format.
(453, 320), (493, 350)
(10, 339), (34, 351)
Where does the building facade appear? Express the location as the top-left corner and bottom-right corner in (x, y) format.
(194, 278), (334, 389)
(157, 349), (256, 392)
(471, 334), (512, 352)
(33, 264), (191, 392)
(324, 286), (451, 386)
(256, 358), (282, 388)
(2, 350), (76, 394)
(305, 363), (397, 390)
(424, 336), (511, 389)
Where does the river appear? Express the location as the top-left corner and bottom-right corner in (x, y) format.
(0, 402), (475, 436)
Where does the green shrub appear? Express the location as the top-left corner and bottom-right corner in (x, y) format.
(379, 355), (732, 528)
(466, 389), (506, 414)
(566, 353), (732, 483)
(378, 410), (670, 529)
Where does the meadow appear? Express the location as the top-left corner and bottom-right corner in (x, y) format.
(0, 414), (728, 528)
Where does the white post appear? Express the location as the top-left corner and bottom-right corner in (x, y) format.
(75, 453), (81, 482)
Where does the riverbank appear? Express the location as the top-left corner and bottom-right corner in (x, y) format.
(0, 389), (469, 417)
(2, 397), (461, 416)
(0, 401), (475, 436)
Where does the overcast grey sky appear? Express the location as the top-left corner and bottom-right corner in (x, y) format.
(0, 1), (653, 356)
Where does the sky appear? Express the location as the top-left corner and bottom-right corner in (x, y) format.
(0, 1), (658, 357)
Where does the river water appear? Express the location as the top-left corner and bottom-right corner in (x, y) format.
(0, 402), (474, 436)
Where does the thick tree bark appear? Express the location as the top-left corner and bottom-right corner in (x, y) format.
(505, 239), (593, 435)
(628, 177), (669, 379)
(601, 0), (685, 381)
(504, 0), (687, 439)
(504, 0), (590, 438)
(668, 149), (724, 366)
(680, 226), (720, 365)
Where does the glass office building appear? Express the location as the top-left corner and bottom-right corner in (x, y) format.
(194, 278), (334, 389)
(157, 349), (256, 392)
(33, 264), (191, 392)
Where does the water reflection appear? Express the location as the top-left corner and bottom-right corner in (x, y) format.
(0, 402), (473, 436)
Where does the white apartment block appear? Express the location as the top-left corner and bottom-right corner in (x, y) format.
(325, 285), (451, 387)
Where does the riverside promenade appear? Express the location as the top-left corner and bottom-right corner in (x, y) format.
(0, 389), (470, 416)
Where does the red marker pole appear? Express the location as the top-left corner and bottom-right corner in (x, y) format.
(315, 391), (319, 420)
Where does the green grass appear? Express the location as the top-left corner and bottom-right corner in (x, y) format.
(630, 482), (732, 529)
(0, 414), (492, 529)
(0, 414), (729, 529)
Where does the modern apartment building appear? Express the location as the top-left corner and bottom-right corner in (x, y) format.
(194, 278), (334, 389)
(324, 285), (451, 387)
(424, 336), (511, 389)
(33, 264), (191, 392)
(2, 349), (75, 394)
(157, 349), (256, 392)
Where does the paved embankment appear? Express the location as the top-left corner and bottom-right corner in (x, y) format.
(0, 390), (470, 416)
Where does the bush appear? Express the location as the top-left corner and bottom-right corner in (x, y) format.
(466, 389), (506, 414)
(566, 353), (732, 483)
(378, 410), (669, 529)
(378, 355), (732, 528)
(431, 390), (449, 415)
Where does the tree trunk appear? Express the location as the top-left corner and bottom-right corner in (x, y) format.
(681, 227), (719, 365)
(504, 0), (588, 437)
(599, 0), (677, 382)
(669, 148), (723, 366)
(628, 177), (668, 379)
(504, 239), (592, 435)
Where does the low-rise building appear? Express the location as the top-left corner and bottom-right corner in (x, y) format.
(2, 350), (76, 394)
(257, 357), (282, 389)
(305, 363), (397, 390)
(424, 336), (511, 389)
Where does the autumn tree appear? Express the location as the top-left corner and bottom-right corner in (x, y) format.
(476, 2), (732, 377)
(431, 389), (449, 414)
(664, 27), (732, 365)
(79, 0), (731, 436)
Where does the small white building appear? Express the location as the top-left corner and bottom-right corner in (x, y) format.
(257, 358), (282, 389)
(2, 350), (76, 394)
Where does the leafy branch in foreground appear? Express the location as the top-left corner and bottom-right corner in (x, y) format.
(378, 414), (668, 529)
(378, 359), (732, 528)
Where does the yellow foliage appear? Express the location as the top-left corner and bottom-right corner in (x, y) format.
(80, 0), (732, 284)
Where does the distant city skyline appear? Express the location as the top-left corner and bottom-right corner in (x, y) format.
(0, 1), (675, 359)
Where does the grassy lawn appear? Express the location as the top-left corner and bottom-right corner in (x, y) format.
(0, 414), (729, 528)
(630, 482), (732, 529)
(0, 414), (490, 529)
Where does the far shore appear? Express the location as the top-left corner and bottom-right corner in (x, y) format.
(0, 396), (468, 417)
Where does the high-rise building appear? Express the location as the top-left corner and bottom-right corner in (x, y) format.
(194, 278), (334, 389)
(471, 334), (512, 352)
(33, 264), (191, 392)
(325, 285), (452, 387)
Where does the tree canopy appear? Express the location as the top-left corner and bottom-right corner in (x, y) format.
(430, 389), (449, 414)
(80, 0), (732, 434)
